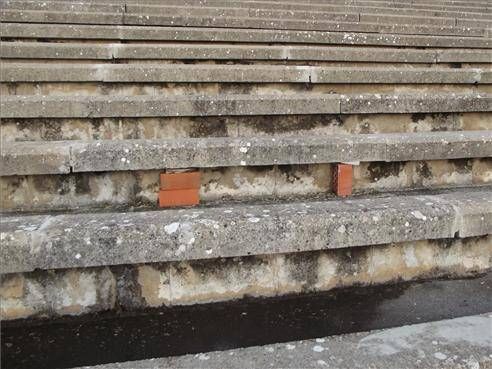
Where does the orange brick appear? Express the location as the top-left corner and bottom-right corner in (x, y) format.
(160, 171), (201, 190)
(332, 163), (353, 197)
(159, 189), (200, 208)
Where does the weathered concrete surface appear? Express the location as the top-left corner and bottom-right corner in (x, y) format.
(2, 23), (489, 48)
(0, 141), (72, 175)
(1, 113), (489, 142)
(78, 314), (492, 369)
(4, 0), (490, 21)
(1, 8), (488, 36)
(0, 187), (491, 273)
(2, 93), (491, 119)
(1, 159), (491, 213)
(4, 41), (491, 63)
(2, 64), (489, 84)
(1, 236), (490, 319)
(0, 42), (438, 62)
(0, 94), (340, 118)
(340, 93), (491, 114)
(2, 131), (491, 176)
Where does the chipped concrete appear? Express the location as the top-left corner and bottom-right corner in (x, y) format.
(1, 188), (491, 274)
(1, 235), (490, 320)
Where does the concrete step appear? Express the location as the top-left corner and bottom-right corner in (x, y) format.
(75, 315), (492, 369)
(2, 64), (490, 84)
(3, 0), (491, 20)
(1, 9), (488, 37)
(2, 187), (491, 274)
(27, 0), (491, 14)
(2, 24), (490, 49)
(4, 1), (492, 25)
(2, 0), (492, 25)
(2, 131), (491, 176)
(3, 42), (491, 64)
(2, 93), (490, 119)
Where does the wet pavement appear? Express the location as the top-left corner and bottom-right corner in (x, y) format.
(2, 273), (491, 369)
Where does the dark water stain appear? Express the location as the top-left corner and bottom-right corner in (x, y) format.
(2, 274), (491, 369)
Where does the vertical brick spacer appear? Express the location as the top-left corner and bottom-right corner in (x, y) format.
(158, 169), (201, 208)
(332, 163), (353, 197)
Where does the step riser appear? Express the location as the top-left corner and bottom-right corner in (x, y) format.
(2, 159), (490, 213)
(0, 236), (492, 320)
(1, 235), (489, 320)
(2, 113), (491, 143)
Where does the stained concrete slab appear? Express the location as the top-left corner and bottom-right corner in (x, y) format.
(2, 131), (491, 176)
(1, 64), (488, 84)
(1, 187), (491, 273)
(2, 93), (492, 119)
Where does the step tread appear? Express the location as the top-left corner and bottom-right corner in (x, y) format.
(1, 8), (488, 37)
(74, 314), (492, 369)
(1, 187), (491, 273)
(2, 63), (489, 83)
(4, 0), (491, 20)
(1, 92), (490, 118)
(2, 131), (491, 176)
(3, 41), (491, 63)
(2, 23), (490, 48)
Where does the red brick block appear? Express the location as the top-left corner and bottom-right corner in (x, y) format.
(158, 189), (200, 208)
(160, 171), (201, 190)
(332, 163), (353, 197)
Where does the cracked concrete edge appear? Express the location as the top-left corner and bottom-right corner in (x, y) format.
(1, 131), (492, 176)
(0, 187), (491, 273)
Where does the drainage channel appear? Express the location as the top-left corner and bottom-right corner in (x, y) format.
(2, 272), (491, 369)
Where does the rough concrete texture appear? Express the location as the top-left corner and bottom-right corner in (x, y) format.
(1, 42), (439, 62)
(5, 0), (490, 21)
(1, 23), (489, 48)
(1, 236), (490, 319)
(1, 8), (488, 37)
(0, 187), (491, 273)
(2, 93), (491, 119)
(78, 314), (492, 369)
(1, 159), (491, 213)
(1, 131), (491, 176)
(3, 81), (490, 99)
(3, 41), (492, 63)
(1, 113), (490, 142)
(2, 64), (490, 84)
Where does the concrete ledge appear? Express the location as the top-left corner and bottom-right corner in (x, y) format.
(78, 315), (492, 369)
(0, 9), (487, 37)
(0, 42), (438, 62)
(1, 187), (491, 273)
(4, 0), (491, 21)
(2, 64), (489, 84)
(1, 131), (491, 176)
(2, 24), (490, 49)
(1, 93), (491, 119)
(3, 41), (491, 63)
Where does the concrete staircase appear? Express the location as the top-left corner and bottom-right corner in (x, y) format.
(0, 0), (491, 367)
